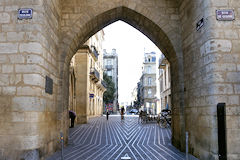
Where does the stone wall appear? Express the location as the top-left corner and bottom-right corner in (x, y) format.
(0, 0), (62, 159)
(0, 0), (185, 159)
(180, 0), (240, 159)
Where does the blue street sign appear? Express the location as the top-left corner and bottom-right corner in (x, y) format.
(89, 94), (94, 98)
(18, 8), (33, 19)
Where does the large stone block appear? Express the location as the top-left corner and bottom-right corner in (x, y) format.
(16, 64), (43, 74)
(208, 83), (233, 95)
(17, 86), (42, 96)
(27, 54), (44, 65)
(0, 74), (9, 86)
(204, 39), (232, 55)
(23, 74), (45, 87)
(0, 33), (6, 42)
(0, 55), (8, 63)
(2, 64), (13, 73)
(9, 54), (25, 63)
(7, 32), (25, 42)
(232, 40), (240, 53)
(10, 111), (25, 122)
(224, 29), (239, 39)
(212, 0), (228, 7)
(1, 24), (16, 32)
(227, 129), (240, 154)
(226, 72), (240, 83)
(9, 74), (22, 85)
(19, 42), (42, 54)
(2, 86), (16, 95)
(12, 97), (46, 111)
(0, 13), (10, 23)
(229, 0), (240, 7)
(4, 5), (18, 12)
(0, 43), (18, 54)
(24, 112), (44, 123)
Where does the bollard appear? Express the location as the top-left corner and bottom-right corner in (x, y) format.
(186, 132), (189, 160)
(60, 132), (64, 160)
(217, 103), (227, 160)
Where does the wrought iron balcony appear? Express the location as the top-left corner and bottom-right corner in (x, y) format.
(90, 45), (99, 60)
(105, 65), (113, 70)
(101, 80), (107, 88)
(90, 68), (100, 82)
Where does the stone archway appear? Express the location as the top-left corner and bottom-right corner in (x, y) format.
(57, 4), (185, 154)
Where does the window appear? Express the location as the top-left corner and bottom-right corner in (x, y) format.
(107, 59), (112, 65)
(148, 89), (152, 96)
(147, 66), (151, 73)
(107, 70), (112, 76)
(148, 77), (152, 85)
(152, 56), (156, 62)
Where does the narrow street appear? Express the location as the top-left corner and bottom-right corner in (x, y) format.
(47, 116), (197, 160)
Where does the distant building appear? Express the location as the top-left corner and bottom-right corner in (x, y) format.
(103, 49), (119, 113)
(158, 54), (171, 111)
(138, 52), (157, 114)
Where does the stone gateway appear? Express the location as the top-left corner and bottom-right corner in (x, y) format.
(0, 0), (240, 160)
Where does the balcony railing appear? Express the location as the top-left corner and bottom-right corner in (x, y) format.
(90, 45), (99, 60)
(105, 65), (113, 70)
(101, 80), (107, 88)
(90, 68), (100, 82)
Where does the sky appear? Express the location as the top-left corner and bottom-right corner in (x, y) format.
(102, 21), (161, 105)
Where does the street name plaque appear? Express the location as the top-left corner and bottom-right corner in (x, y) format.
(216, 9), (234, 21)
(18, 8), (33, 19)
(89, 94), (94, 98)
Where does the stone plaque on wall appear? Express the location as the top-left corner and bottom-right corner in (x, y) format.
(45, 76), (53, 94)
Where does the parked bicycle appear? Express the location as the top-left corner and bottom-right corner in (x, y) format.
(157, 109), (171, 128)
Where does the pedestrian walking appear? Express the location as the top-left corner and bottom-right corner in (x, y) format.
(121, 107), (125, 120)
(69, 110), (76, 128)
(138, 110), (143, 123)
(106, 109), (109, 120)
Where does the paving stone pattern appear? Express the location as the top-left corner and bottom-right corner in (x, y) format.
(47, 116), (198, 160)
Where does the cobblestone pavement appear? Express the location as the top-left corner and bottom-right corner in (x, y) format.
(47, 116), (198, 160)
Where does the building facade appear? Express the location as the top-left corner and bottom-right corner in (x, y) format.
(69, 30), (106, 124)
(158, 55), (171, 111)
(139, 52), (157, 114)
(103, 49), (119, 113)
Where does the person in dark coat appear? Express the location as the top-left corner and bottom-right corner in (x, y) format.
(69, 110), (76, 128)
(120, 107), (125, 120)
(106, 109), (109, 120)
